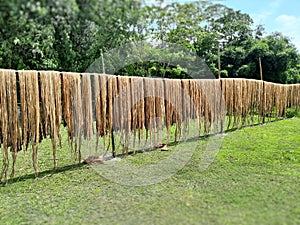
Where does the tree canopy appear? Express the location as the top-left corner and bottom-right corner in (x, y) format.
(0, 0), (299, 83)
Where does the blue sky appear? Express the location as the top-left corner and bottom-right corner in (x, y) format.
(146, 0), (300, 50)
(224, 0), (300, 50)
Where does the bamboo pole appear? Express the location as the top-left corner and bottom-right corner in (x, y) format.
(259, 57), (263, 81)
(218, 45), (221, 79)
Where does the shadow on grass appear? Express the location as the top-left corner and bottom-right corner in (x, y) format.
(1, 163), (86, 186)
(124, 118), (284, 157)
(1, 118), (286, 186)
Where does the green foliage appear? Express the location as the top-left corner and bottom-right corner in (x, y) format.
(0, 0), (299, 83)
(0, 0), (142, 72)
(140, 1), (300, 83)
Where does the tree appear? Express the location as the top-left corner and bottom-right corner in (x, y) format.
(1, 0), (299, 83)
(0, 1), (59, 69)
(204, 4), (253, 44)
(245, 33), (299, 83)
(0, 0), (142, 72)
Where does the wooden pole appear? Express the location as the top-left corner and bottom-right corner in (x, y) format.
(259, 57), (265, 123)
(259, 57), (263, 80)
(111, 130), (116, 158)
(101, 49), (105, 74)
(218, 45), (221, 79)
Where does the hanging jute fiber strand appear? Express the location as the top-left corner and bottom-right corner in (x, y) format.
(18, 70), (40, 176)
(1, 68), (300, 183)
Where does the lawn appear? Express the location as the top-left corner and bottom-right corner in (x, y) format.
(0, 118), (299, 225)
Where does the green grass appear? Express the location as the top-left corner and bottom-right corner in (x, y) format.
(0, 118), (300, 225)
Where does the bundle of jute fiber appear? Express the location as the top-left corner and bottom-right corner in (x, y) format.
(93, 74), (108, 154)
(263, 81), (269, 120)
(192, 79), (199, 121)
(69, 73), (83, 161)
(131, 77), (144, 149)
(39, 71), (50, 139)
(99, 75), (108, 138)
(109, 76), (119, 132)
(62, 73), (73, 147)
(196, 80), (204, 123)
(185, 79), (202, 137)
(0, 70), (21, 181)
(129, 77), (141, 150)
(194, 80), (204, 136)
(164, 79), (182, 141)
(219, 79), (227, 132)
(297, 84), (300, 110)
(274, 84), (286, 119)
(292, 84), (300, 111)
(0, 71), (11, 180)
(292, 84), (300, 109)
(254, 80), (262, 122)
(62, 72), (84, 160)
(39, 71), (61, 169)
(93, 75), (100, 154)
(254, 80), (264, 123)
(18, 70), (40, 176)
(222, 79), (234, 129)
(214, 79), (225, 133)
(241, 79), (252, 126)
(81, 74), (94, 141)
(232, 79), (243, 128)
(154, 78), (165, 143)
(240, 79), (246, 125)
(0, 70), (10, 181)
(290, 84), (299, 110)
(8, 70), (21, 178)
(248, 80), (257, 124)
(286, 85), (292, 109)
(181, 79), (191, 136)
(199, 80), (207, 133)
(53, 72), (62, 148)
(213, 79), (224, 132)
(211, 79), (225, 133)
(188, 80), (201, 136)
(204, 79), (215, 133)
(264, 82), (276, 121)
(256, 80), (264, 122)
(220, 79), (227, 132)
(202, 79), (219, 134)
(144, 77), (156, 145)
(171, 79), (183, 142)
(273, 84), (280, 119)
(163, 79), (174, 142)
(271, 83), (278, 119)
(279, 84), (286, 118)
(282, 85), (288, 117)
(115, 76), (131, 154)
(107, 75), (118, 156)
(112, 77), (121, 132)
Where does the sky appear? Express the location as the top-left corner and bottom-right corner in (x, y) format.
(224, 0), (300, 50)
(146, 0), (300, 51)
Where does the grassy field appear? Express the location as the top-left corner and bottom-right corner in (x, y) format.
(0, 118), (299, 225)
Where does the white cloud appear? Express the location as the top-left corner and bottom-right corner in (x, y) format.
(251, 0), (282, 25)
(248, 0), (300, 50)
(275, 14), (300, 50)
(251, 12), (271, 25)
(275, 14), (300, 29)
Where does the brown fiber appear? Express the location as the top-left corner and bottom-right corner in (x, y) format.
(1, 68), (300, 182)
